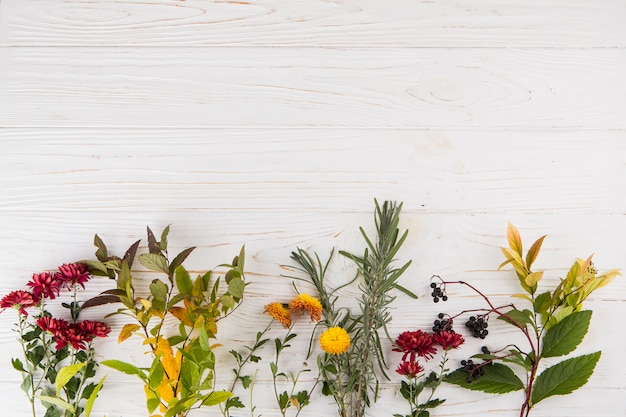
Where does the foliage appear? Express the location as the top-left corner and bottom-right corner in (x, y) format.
(286, 199), (416, 417)
(85, 226), (246, 417)
(222, 294), (323, 417)
(443, 223), (620, 417)
(0, 264), (110, 417)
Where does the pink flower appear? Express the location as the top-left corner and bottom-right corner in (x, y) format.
(56, 263), (91, 289)
(27, 272), (62, 300)
(37, 316), (69, 335)
(393, 330), (438, 361)
(396, 359), (425, 378)
(433, 331), (465, 350)
(79, 320), (111, 338)
(0, 290), (39, 316)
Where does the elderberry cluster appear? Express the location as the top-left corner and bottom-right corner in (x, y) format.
(465, 315), (489, 339)
(429, 282), (448, 303)
(432, 313), (454, 333)
(460, 359), (483, 383)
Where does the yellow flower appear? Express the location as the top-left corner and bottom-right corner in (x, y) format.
(264, 302), (291, 328)
(289, 293), (323, 322)
(320, 326), (350, 355)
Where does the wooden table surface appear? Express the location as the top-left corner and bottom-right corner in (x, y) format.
(0, 1), (624, 416)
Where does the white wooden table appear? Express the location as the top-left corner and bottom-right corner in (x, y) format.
(0, 1), (624, 416)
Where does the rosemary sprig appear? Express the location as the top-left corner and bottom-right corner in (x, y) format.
(288, 199), (415, 417)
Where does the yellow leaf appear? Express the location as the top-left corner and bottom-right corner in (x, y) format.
(210, 343), (223, 350)
(139, 298), (152, 310)
(119, 323), (141, 344)
(168, 306), (194, 326)
(524, 271), (544, 287)
(512, 293), (533, 302)
(507, 222), (523, 256)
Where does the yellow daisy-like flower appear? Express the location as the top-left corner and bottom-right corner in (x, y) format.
(263, 302), (292, 328)
(319, 326), (350, 355)
(289, 293), (323, 322)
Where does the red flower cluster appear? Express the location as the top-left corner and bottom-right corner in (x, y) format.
(395, 359), (425, 378)
(394, 330), (465, 378)
(0, 290), (39, 316)
(433, 331), (465, 350)
(56, 263), (91, 289)
(393, 330), (437, 361)
(26, 263), (91, 300)
(37, 317), (110, 351)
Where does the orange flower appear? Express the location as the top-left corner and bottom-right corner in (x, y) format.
(263, 302), (291, 328)
(288, 293), (322, 322)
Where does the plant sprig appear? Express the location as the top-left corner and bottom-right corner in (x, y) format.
(84, 226), (246, 417)
(443, 223), (620, 417)
(287, 199), (416, 417)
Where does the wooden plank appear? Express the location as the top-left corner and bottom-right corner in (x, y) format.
(1, 128), (624, 213)
(1, 0), (625, 48)
(1, 47), (624, 129)
(0, 210), (623, 417)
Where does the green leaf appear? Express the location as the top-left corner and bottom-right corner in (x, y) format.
(85, 375), (106, 417)
(199, 326), (210, 352)
(445, 363), (524, 394)
(56, 363), (85, 395)
(12, 358), (25, 372)
(533, 291), (552, 314)
(150, 279), (169, 311)
(542, 310), (592, 358)
(531, 352), (601, 405)
(498, 309), (533, 329)
(101, 360), (146, 381)
(149, 359), (165, 390)
(201, 391), (232, 406)
(94, 234), (108, 262)
(175, 265), (193, 294)
(227, 277), (245, 300)
(159, 225), (170, 251)
(139, 253), (170, 275)
(36, 396), (74, 412)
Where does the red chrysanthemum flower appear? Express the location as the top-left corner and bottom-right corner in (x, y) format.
(54, 323), (92, 351)
(393, 330), (438, 361)
(56, 263), (91, 289)
(433, 331), (465, 350)
(37, 316), (69, 335)
(396, 359), (425, 378)
(79, 320), (111, 338)
(27, 272), (62, 300)
(0, 290), (39, 316)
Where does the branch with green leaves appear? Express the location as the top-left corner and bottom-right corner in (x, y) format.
(443, 223), (620, 417)
(82, 226), (246, 417)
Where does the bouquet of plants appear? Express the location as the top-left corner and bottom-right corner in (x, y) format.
(1, 263), (110, 417)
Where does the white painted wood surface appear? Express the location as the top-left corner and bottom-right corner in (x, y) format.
(0, 1), (624, 416)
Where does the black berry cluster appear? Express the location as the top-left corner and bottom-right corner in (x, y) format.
(465, 315), (489, 339)
(430, 282), (448, 303)
(460, 359), (484, 383)
(432, 313), (454, 333)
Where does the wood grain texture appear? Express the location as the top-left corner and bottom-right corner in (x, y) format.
(1, 0), (624, 416)
(1, 47), (624, 128)
(1, 0), (625, 48)
(1, 129), (625, 213)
